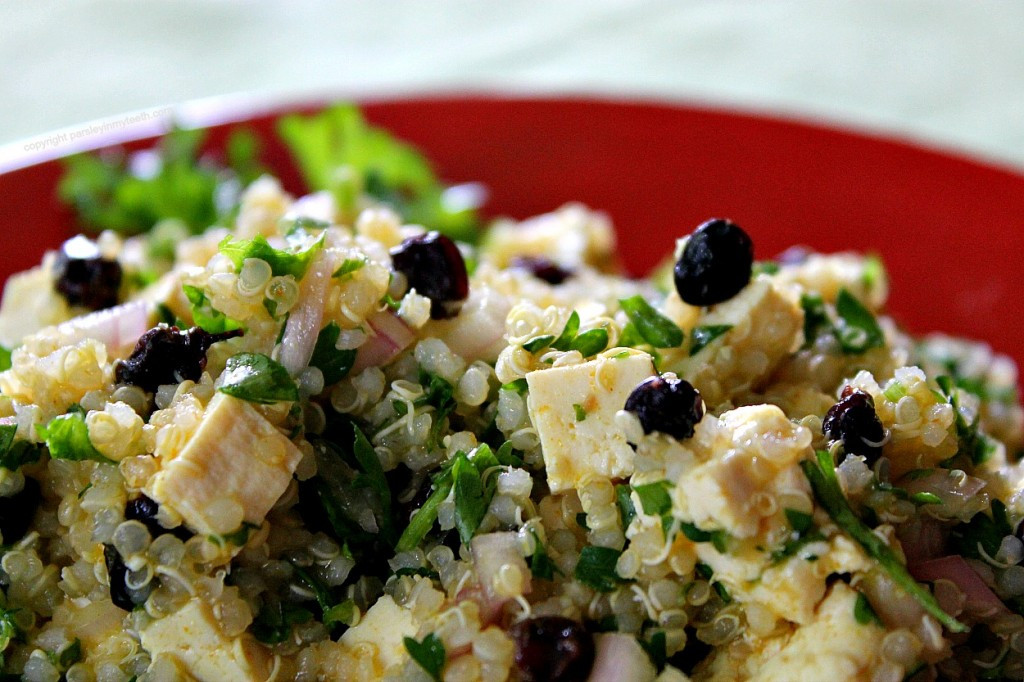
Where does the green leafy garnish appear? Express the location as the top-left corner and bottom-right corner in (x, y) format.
(616, 484), (636, 529)
(689, 325), (733, 356)
(0, 346), (11, 372)
(332, 257), (367, 279)
(770, 508), (825, 563)
(218, 352), (299, 404)
(529, 529), (560, 580)
(277, 104), (480, 242)
(395, 476), (454, 553)
(639, 630), (668, 672)
(310, 322), (357, 385)
(574, 546), (626, 592)
(322, 599), (358, 629)
(523, 335), (555, 353)
(251, 601), (314, 644)
(680, 522), (729, 553)
(0, 606), (23, 660)
(634, 481), (673, 517)
(834, 289), (885, 354)
(218, 233), (324, 280)
(618, 295), (684, 348)
(569, 328), (610, 357)
(936, 375), (997, 466)
(861, 254), (885, 291)
(39, 411), (113, 464)
(0, 424), (41, 471)
(57, 638), (82, 670)
(352, 426), (396, 544)
(951, 500), (1011, 561)
(751, 261), (780, 276)
(854, 592), (883, 626)
(573, 404), (587, 422)
(550, 312), (581, 351)
(452, 451), (487, 545)
(182, 284), (242, 334)
(801, 449), (967, 633)
(501, 378), (529, 394)
(404, 633), (446, 681)
(800, 292), (831, 349)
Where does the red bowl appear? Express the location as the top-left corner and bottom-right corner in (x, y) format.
(2, 95), (1023, 373)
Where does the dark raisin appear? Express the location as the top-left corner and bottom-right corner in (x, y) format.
(0, 477), (41, 544)
(510, 616), (595, 682)
(823, 388), (886, 465)
(125, 494), (192, 542)
(674, 218), (754, 306)
(509, 256), (573, 285)
(624, 375), (704, 441)
(53, 235), (123, 310)
(390, 232), (469, 319)
(103, 544), (134, 611)
(115, 324), (242, 392)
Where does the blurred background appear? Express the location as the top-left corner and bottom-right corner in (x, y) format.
(3, 0), (1024, 168)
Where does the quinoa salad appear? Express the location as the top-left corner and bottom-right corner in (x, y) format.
(0, 104), (1021, 682)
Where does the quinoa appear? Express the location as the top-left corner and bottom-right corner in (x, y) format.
(0, 106), (1021, 681)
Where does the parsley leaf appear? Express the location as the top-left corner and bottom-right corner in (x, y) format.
(523, 335), (555, 353)
(618, 295), (684, 348)
(352, 426), (395, 544)
(936, 375), (998, 466)
(689, 325), (733, 356)
(800, 292), (832, 349)
(854, 592), (883, 626)
(452, 452), (488, 545)
(277, 104), (481, 243)
(501, 378), (529, 394)
(251, 601), (314, 644)
(801, 449), (967, 633)
(574, 546), (626, 592)
(182, 284), (242, 334)
(0, 424), (41, 471)
(218, 352), (299, 404)
(573, 404), (587, 422)
(550, 312), (581, 351)
(394, 474), (454, 552)
(569, 328), (609, 357)
(310, 322), (357, 385)
(529, 529), (560, 580)
(218, 233), (324, 280)
(0, 605), (23, 658)
(0, 346), (10, 372)
(634, 481), (673, 517)
(616, 484), (636, 529)
(834, 289), (885, 354)
(39, 411), (113, 464)
(639, 631), (667, 672)
(332, 256), (367, 279)
(404, 633), (446, 681)
(951, 500), (1011, 561)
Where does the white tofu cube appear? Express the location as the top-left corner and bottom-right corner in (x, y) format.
(341, 594), (419, 671)
(145, 393), (304, 535)
(140, 598), (272, 682)
(526, 353), (655, 492)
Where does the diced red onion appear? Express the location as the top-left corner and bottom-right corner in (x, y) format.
(469, 532), (531, 620)
(896, 516), (948, 566)
(54, 300), (151, 354)
(911, 555), (1008, 618)
(279, 250), (333, 375)
(423, 288), (510, 363)
(587, 633), (657, 682)
(351, 310), (416, 373)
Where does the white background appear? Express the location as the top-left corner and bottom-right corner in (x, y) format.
(2, 0), (1024, 168)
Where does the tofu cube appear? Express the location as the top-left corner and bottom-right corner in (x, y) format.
(145, 393), (304, 535)
(341, 594), (418, 671)
(140, 598), (272, 682)
(526, 353), (655, 493)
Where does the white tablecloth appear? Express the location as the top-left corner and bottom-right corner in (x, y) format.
(2, 0), (1024, 168)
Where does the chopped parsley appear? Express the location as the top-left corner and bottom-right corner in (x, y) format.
(770, 508), (825, 563)
(309, 322), (357, 385)
(332, 256), (367, 279)
(277, 104), (481, 243)
(573, 404), (587, 422)
(574, 545), (627, 593)
(352, 426), (396, 544)
(182, 284), (242, 334)
(0, 424), (41, 471)
(616, 484), (636, 529)
(618, 295), (684, 348)
(403, 633), (446, 681)
(800, 292), (831, 349)
(854, 592), (883, 626)
(529, 529), (560, 580)
(0, 346), (10, 372)
(689, 325), (733, 356)
(834, 288), (885, 354)
(801, 449), (967, 633)
(452, 451), (488, 545)
(218, 233), (325, 280)
(936, 375), (997, 466)
(523, 335), (555, 353)
(639, 630), (668, 672)
(39, 410), (113, 464)
(501, 378), (529, 394)
(251, 601), (314, 644)
(951, 499), (1011, 562)
(218, 353), (299, 404)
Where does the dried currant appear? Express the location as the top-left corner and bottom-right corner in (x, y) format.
(510, 616), (595, 682)
(0, 477), (41, 544)
(103, 544), (134, 611)
(674, 218), (754, 306)
(624, 375), (704, 441)
(390, 232), (469, 319)
(823, 387), (886, 465)
(125, 494), (191, 541)
(116, 324), (241, 392)
(509, 256), (573, 285)
(53, 235), (123, 310)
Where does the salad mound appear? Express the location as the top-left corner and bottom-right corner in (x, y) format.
(0, 104), (1020, 682)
